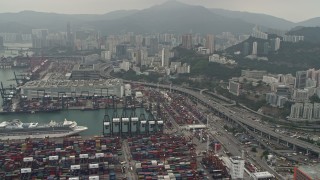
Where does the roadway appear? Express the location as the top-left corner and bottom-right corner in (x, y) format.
(131, 82), (320, 157)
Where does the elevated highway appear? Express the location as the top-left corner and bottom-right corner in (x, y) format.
(132, 82), (320, 157)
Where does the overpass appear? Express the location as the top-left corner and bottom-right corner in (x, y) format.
(32, 56), (84, 59)
(131, 82), (320, 157)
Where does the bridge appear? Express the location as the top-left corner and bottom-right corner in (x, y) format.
(131, 82), (320, 157)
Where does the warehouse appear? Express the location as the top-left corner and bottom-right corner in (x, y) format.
(20, 79), (124, 99)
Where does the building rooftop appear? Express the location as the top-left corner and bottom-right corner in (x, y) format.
(21, 79), (123, 89)
(252, 171), (275, 178)
(230, 156), (243, 161)
(72, 64), (99, 71)
(298, 164), (320, 179)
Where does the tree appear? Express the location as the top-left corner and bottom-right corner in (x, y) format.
(251, 147), (257, 152)
(310, 94), (320, 103)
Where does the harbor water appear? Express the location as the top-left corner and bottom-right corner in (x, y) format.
(0, 108), (151, 136)
(0, 68), (151, 136)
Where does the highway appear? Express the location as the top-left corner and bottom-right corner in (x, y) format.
(100, 66), (320, 156)
(131, 82), (320, 157)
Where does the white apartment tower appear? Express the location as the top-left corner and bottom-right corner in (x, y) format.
(252, 42), (258, 55)
(229, 156), (245, 179)
(161, 48), (170, 67)
(275, 37), (281, 51)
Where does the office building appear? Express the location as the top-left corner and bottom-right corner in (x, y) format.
(294, 165), (320, 180)
(182, 34), (193, 49)
(205, 34), (215, 54)
(295, 71), (307, 89)
(252, 42), (258, 55)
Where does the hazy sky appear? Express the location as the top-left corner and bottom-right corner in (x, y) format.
(1, 0), (319, 22)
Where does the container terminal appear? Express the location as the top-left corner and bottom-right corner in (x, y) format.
(0, 85), (235, 179)
(0, 81), (296, 179)
(0, 82), (284, 179)
(0, 58), (299, 179)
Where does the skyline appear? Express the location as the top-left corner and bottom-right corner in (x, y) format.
(1, 0), (320, 22)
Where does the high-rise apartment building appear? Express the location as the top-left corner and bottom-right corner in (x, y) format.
(205, 34), (214, 54)
(252, 42), (258, 55)
(116, 44), (127, 59)
(263, 42), (269, 55)
(161, 48), (170, 67)
(242, 42), (249, 56)
(275, 37), (281, 51)
(182, 34), (193, 49)
(66, 22), (74, 48)
(32, 29), (49, 48)
(295, 71), (307, 89)
(0, 36), (3, 49)
(149, 38), (158, 56)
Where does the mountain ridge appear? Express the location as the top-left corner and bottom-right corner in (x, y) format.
(0, 1), (319, 34)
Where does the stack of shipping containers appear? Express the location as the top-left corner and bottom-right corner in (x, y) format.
(0, 137), (124, 179)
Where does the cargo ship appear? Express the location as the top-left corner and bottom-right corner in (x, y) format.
(0, 119), (88, 140)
